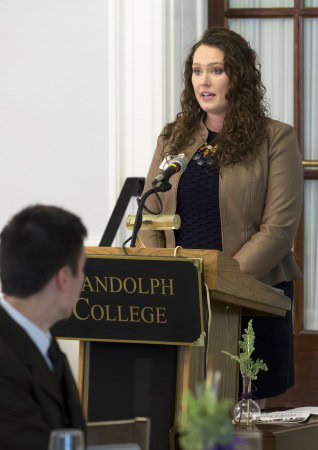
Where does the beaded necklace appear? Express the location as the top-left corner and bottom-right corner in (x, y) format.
(192, 142), (218, 166)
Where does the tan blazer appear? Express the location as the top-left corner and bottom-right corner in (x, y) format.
(139, 119), (303, 286)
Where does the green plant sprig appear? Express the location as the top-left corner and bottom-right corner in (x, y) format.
(222, 319), (268, 380)
(179, 382), (233, 450)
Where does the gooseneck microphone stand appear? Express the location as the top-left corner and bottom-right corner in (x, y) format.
(129, 181), (172, 248)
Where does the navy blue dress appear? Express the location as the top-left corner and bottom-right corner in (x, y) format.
(174, 130), (294, 399)
(175, 130), (222, 251)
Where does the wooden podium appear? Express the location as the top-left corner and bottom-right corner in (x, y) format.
(73, 247), (290, 450)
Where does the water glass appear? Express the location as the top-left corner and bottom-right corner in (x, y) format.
(48, 429), (85, 450)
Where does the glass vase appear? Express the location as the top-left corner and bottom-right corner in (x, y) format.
(232, 376), (261, 426)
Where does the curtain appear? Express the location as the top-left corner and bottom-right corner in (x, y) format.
(305, 0), (318, 6)
(228, 18), (294, 125)
(304, 19), (318, 160)
(304, 19), (318, 330)
(229, 0), (293, 7)
(304, 182), (318, 330)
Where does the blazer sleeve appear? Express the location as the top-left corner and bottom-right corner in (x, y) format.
(232, 123), (303, 280)
(138, 132), (167, 248)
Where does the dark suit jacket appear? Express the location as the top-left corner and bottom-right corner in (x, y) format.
(0, 306), (85, 450)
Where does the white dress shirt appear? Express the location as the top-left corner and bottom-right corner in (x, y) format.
(0, 296), (53, 370)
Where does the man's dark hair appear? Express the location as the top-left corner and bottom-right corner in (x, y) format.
(0, 205), (87, 298)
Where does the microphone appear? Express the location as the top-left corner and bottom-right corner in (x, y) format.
(152, 156), (188, 185)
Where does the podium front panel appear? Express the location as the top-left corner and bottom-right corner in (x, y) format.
(86, 341), (178, 450)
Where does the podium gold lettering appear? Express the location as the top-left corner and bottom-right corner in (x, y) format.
(123, 277), (137, 294)
(129, 306), (141, 322)
(117, 305), (129, 322)
(109, 277), (122, 293)
(91, 304), (104, 320)
(161, 279), (174, 295)
(141, 306), (154, 323)
(137, 278), (149, 294)
(156, 307), (167, 323)
(82, 277), (95, 292)
(73, 297), (90, 320)
(105, 305), (117, 321)
(149, 279), (160, 294)
(94, 276), (108, 292)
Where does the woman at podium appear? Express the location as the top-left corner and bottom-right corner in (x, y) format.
(139, 27), (303, 405)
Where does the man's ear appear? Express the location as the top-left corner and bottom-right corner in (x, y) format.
(56, 266), (69, 291)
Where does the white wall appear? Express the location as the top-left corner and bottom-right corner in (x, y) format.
(0, 0), (207, 379)
(0, 0), (109, 246)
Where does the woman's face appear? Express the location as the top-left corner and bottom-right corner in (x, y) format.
(191, 45), (230, 120)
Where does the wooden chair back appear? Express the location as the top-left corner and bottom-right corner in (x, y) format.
(87, 417), (150, 450)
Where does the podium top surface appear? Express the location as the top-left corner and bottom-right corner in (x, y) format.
(85, 247), (290, 317)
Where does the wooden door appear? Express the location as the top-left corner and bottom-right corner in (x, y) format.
(208, 0), (318, 407)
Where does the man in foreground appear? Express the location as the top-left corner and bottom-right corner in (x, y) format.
(0, 204), (87, 450)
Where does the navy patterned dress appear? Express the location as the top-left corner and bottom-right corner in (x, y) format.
(174, 129), (294, 399)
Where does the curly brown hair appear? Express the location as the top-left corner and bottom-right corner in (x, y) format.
(163, 27), (269, 166)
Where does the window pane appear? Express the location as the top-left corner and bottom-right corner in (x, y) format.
(228, 19), (294, 125)
(305, 0), (318, 6)
(229, 0), (294, 7)
(304, 19), (318, 159)
(304, 180), (318, 331)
